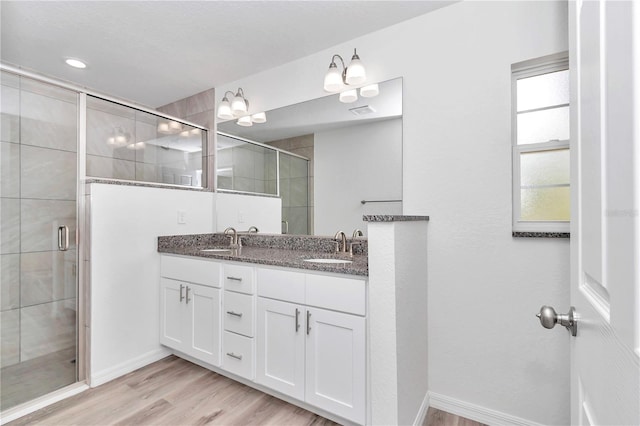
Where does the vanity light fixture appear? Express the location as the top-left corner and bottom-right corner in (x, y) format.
(339, 89), (358, 103)
(360, 83), (379, 98)
(237, 115), (253, 127)
(217, 88), (267, 126)
(323, 48), (367, 93)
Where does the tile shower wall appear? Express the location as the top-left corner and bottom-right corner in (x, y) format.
(0, 71), (77, 379)
(157, 88), (216, 189)
(86, 96), (206, 187)
(216, 134), (278, 195)
(266, 134), (313, 234)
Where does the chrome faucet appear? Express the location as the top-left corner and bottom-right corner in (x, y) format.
(334, 230), (347, 253)
(349, 229), (364, 256)
(248, 226), (259, 233)
(224, 227), (242, 248)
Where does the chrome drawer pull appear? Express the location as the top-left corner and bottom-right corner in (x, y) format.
(179, 284), (185, 302)
(185, 286), (191, 304)
(226, 352), (243, 360)
(295, 308), (300, 332)
(306, 310), (311, 335)
(226, 311), (243, 317)
(226, 276), (243, 281)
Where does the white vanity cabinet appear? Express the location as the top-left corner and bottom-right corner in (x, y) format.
(256, 267), (366, 425)
(160, 256), (221, 366)
(221, 263), (256, 380)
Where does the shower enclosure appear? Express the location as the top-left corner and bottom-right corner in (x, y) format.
(0, 67), (208, 414)
(1, 71), (79, 410)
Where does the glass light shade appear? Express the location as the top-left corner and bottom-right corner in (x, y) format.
(191, 128), (201, 135)
(157, 122), (170, 133)
(169, 121), (182, 131)
(231, 95), (247, 116)
(345, 57), (366, 85)
(107, 137), (116, 145)
(251, 112), (266, 123)
(217, 99), (234, 120)
(339, 89), (358, 103)
(237, 115), (253, 127)
(324, 66), (344, 92)
(360, 83), (379, 98)
(180, 130), (190, 137)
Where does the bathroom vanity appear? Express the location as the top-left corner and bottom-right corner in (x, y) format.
(157, 215), (428, 426)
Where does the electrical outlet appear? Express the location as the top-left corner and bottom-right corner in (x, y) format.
(177, 210), (187, 224)
(238, 210), (245, 223)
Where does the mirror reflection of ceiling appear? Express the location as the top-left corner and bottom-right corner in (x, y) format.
(218, 78), (402, 143)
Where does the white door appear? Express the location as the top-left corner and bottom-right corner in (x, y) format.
(569, 1), (640, 424)
(160, 278), (186, 351)
(305, 307), (365, 425)
(187, 284), (221, 366)
(256, 297), (305, 400)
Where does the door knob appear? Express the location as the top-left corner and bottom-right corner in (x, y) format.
(536, 305), (577, 336)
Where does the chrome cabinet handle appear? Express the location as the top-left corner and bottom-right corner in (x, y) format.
(306, 310), (311, 335)
(536, 306), (577, 336)
(185, 286), (191, 304)
(226, 352), (242, 360)
(226, 276), (242, 281)
(58, 226), (69, 251)
(179, 284), (185, 302)
(295, 308), (300, 332)
(226, 311), (243, 317)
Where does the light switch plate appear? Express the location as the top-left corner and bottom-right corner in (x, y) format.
(177, 210), (187, 224)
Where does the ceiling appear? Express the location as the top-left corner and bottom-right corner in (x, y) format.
(1, 1), (454, 108)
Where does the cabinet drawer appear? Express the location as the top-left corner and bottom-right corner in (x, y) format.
(224, 291), (254, 337)
(257, 268), (305, 304)
(306, 274), (366, 316)
(222, 331), (254, 380)
(223, 264), (255, 294)
(161, 255), (221, 288)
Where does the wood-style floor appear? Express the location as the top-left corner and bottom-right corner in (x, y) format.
(8, 356), (485, 426)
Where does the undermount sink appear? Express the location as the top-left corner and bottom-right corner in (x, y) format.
(200, 248), (232, 253)
(303, 258), (353, 264)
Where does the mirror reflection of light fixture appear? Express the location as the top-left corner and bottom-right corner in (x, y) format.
(237, 115), (253, 127)
(323, 48), (367, 93)
(360, 83), (379, 98)
(217, 88), (268, 126)
(106, 127), (130, 147)
(339, 89), (358, 103)
(251, 112), (266, 123)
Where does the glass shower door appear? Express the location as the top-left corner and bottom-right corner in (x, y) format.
(1, 71), (78, 411)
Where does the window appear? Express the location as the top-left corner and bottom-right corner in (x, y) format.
(512, 54), (570, 233)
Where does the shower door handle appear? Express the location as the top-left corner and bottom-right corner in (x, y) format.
(58, 226), (69, 251)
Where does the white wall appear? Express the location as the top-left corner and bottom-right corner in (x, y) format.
(218, 2), (570, 424)
(215, 192), (281, 233)
(89, 183), (214, 385)
(314, 118), (402, 236)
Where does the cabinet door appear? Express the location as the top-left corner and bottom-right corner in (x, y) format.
(256, 297), (305, 401)
(186, 283), (221, 366)
(160, 278), (186, 351)
(305, 307), (366, 425)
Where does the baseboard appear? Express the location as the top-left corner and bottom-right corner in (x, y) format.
(428, 392), (545, 426)
(89, 347), (170, 387)
(413, 392), (430, 426)
(0, 382), (89, 425)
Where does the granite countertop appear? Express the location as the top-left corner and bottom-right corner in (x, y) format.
(158, 233), (368, 277)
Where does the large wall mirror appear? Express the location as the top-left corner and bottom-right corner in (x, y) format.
(217, 77), (402, 236)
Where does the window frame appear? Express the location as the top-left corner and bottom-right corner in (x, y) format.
(511, 53), (570, 233)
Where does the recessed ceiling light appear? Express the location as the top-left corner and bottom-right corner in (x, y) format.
(65, 58), (87, 69)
